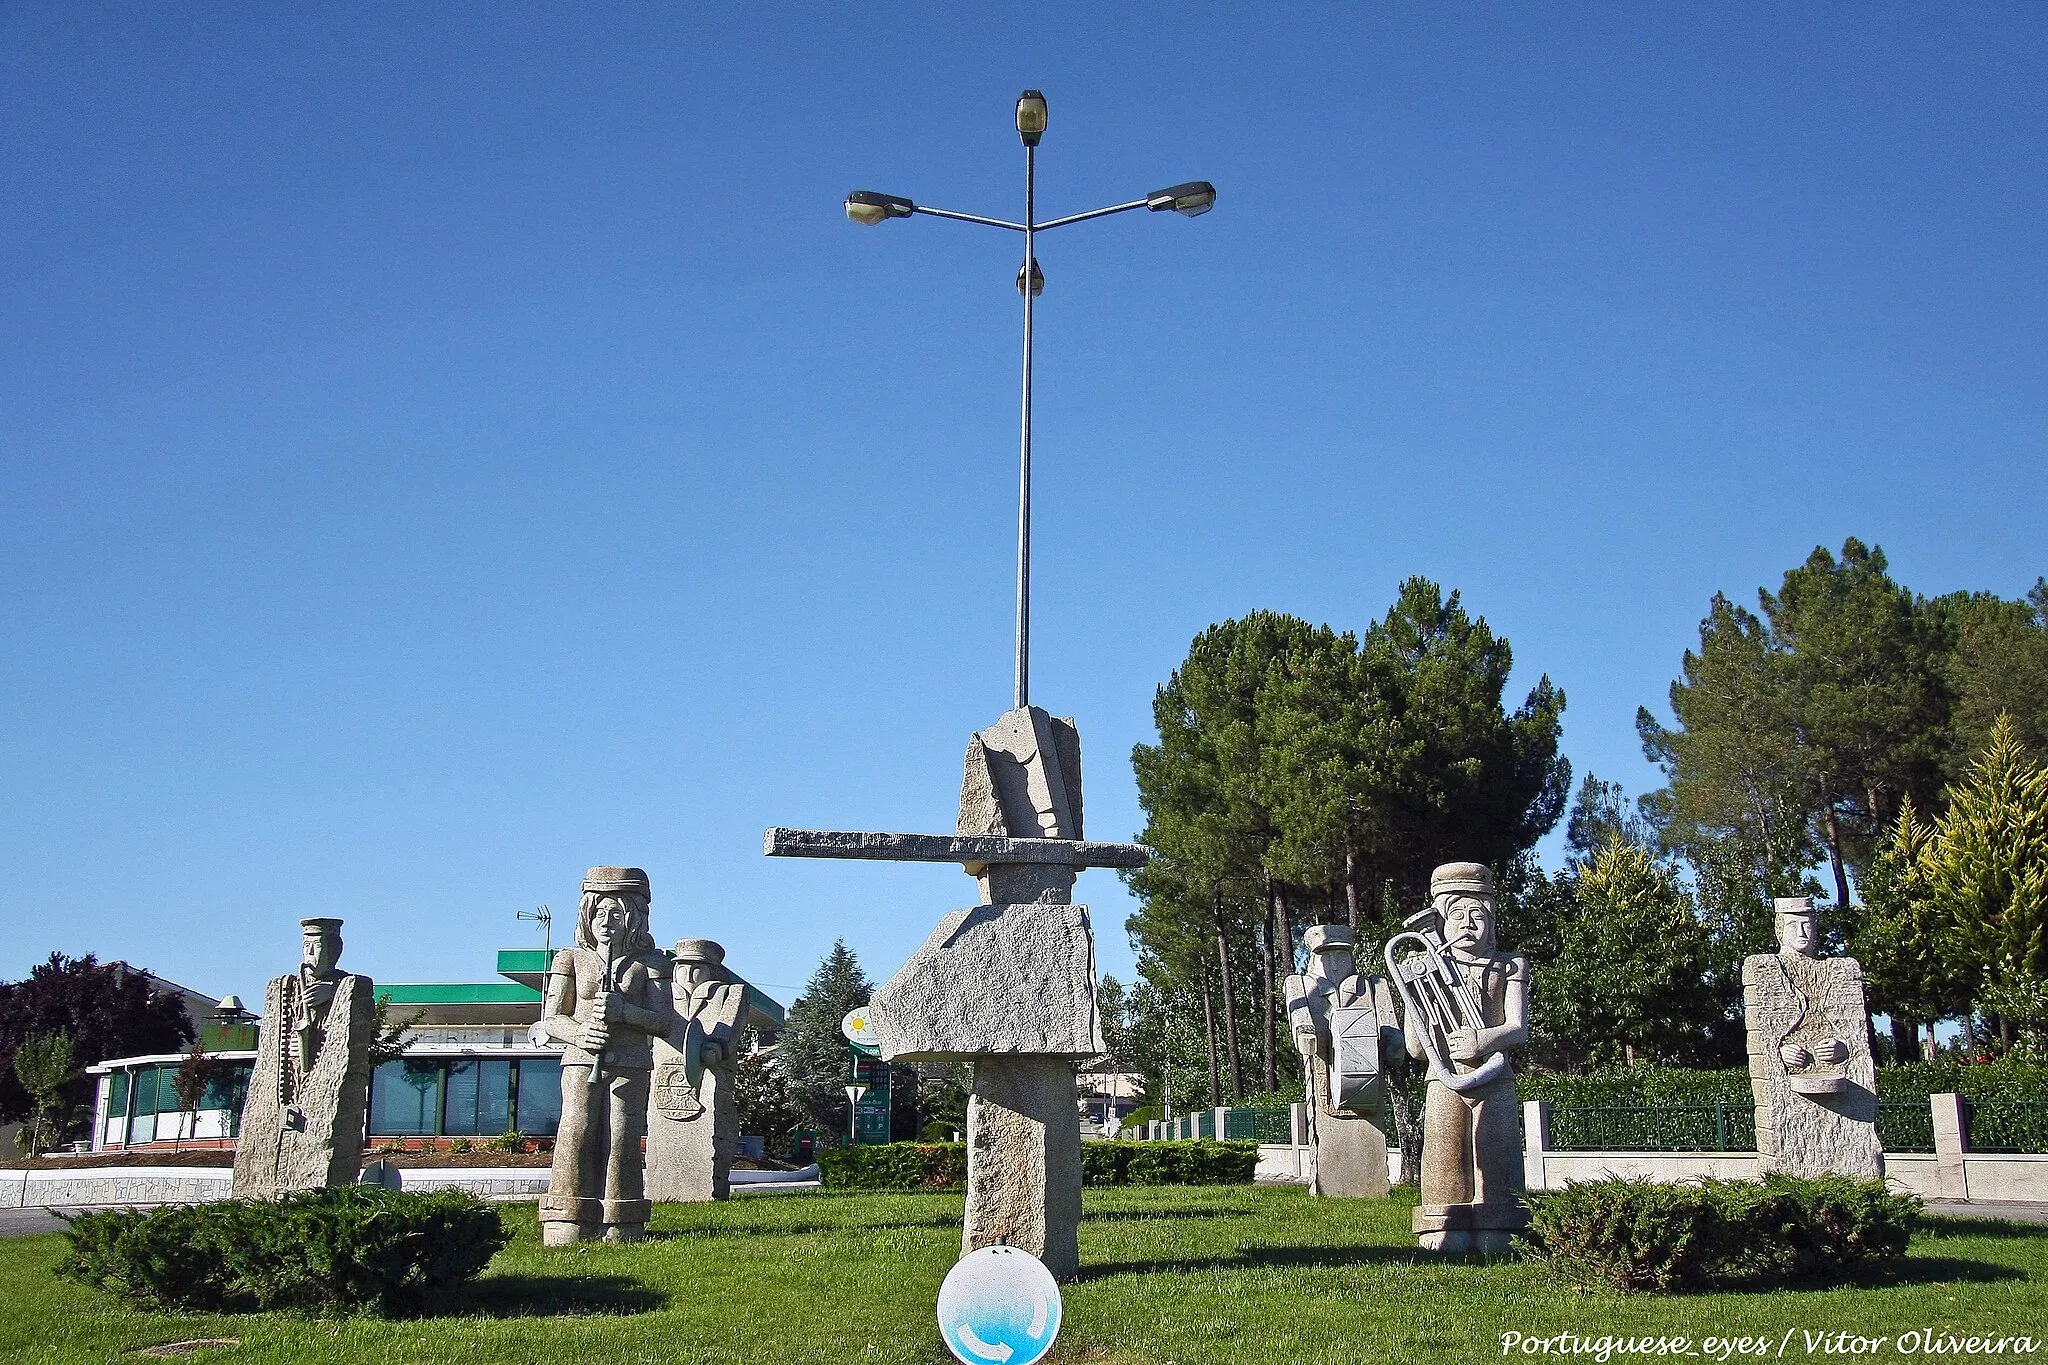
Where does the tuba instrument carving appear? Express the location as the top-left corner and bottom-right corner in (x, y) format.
(1384, 907), (1509, 1094)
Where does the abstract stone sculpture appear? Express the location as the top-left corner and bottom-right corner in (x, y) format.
(233, 918), (374, 1198)
(1391, 862), (1530, 1253)
(1742, 897), (1884, 1180)
(645, 937), (750, 1202)
(766, 704), (1148, 1280)
(538, 867), (672, 1245)
(1285, 925), (1403, 1198)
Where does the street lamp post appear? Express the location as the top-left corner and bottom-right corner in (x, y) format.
(846, 92), (1215, 711)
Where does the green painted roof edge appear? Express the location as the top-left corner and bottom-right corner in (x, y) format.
(377, 982), (543, 1004)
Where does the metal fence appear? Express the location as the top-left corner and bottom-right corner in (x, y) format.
(1545, 1104), (1756, 1152)
(1876, 1101), (1935, 1153)
(1967, 1100), (2048, 1154)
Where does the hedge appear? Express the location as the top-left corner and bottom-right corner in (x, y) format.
(58, 1186), (508, 1315)
(1526, 1174), (1918, 1293)
(1519, 1058), (2048, 1109)
(819, 1140), (1259, 1190)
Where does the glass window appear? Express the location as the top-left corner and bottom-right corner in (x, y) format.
(476, 1059), (511, 1136)
(370, 1060), (442, 1136)
(132, 1066), (160, 1117)
(515, 1058), (562, 1136)
(204, 1062), (251, 1114)
(442, 1060), (478, 1135)
(107, 1072), (130, 1116)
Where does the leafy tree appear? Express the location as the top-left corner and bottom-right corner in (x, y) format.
(1930, 581), (2048, 783)
(732, 1029), (807, 1159)
(777, 940), (872, 1142)
(1858, 716), (2048, 1053)
(1538, 838), (1719, 1067)
(1564, 772), (1651, 865)
(13, 1030), (76, 1154)
(0, 954), (193, 1125)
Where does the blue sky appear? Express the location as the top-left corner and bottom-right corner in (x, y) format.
(4, 4), (2043, 1010)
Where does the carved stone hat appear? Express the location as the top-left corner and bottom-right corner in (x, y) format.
(299, 917), (344, 933)
(1302, 924), (1354, 954)
(1773, 896), (1817, 919)
(582, 866), (651, 900)
(1429, 862), (1494, 898)
(672, 938), (725, 967)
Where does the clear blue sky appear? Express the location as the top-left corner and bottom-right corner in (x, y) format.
(4, 4), (2043, 1010)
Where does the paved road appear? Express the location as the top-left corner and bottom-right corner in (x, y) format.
(0, 1207), (71, 1238)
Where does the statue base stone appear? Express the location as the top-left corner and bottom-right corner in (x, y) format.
(1413, 1202), (1529, 1254)
(1309, 1111), (1392, 1199)
(964, 1056), (1082, 1281)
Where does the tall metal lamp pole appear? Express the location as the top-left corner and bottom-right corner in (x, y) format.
(845, 92), (1215, 710)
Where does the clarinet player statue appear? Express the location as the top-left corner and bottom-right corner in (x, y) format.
(1385, 862), (1530, 1253)
(538, 867), (672, 1245)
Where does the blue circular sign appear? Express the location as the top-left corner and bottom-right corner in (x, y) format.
(936, 1244), (1063, 1365)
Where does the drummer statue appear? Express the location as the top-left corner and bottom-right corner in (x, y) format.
(1285, 925), (1403, 1197)
(538, 867), (672, 1245)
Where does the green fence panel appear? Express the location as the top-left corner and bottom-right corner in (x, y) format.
(1876, 1102), (1935, 1153)
(1225, 1107), (1292, 1142)
(1547, 1104), (1756, 1152)
(1967, 1101), (2048, 1154)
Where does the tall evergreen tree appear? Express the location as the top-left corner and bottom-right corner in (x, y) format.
(777, 940), (872, 1142)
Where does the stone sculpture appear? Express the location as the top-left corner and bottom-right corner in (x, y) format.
(233, 918), (375, 1198)
(1742, 897), (1884, 1179)
(645, 937), (750, 1202)
(1285, 925), (1404, 1198)
(1388, 862), (1530, 1253)
(538, 867), (672, 1245)
(766, 704), (1149, 1280)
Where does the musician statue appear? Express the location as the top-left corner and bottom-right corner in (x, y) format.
(1387, 862), (1530, 1252)
(645, 937), (750, 1201)
(233, 918), (374, 1198)
(1285, 925), (1403, 1197)
(1741, 897), (1883, 1179)
(539, 867), (672, 1245)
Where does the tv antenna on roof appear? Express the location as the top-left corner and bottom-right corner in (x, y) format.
(517, 905), (553, 954)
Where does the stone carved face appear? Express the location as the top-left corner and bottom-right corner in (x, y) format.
(300, 925), (342, 978)
(590, 896), (628, 948)
(1437, 892), (1497, 955)
(576, 890), (652, 956)
(1777, 912), (1818, 958)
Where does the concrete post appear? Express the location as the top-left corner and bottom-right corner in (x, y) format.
(1290, 1101), (1308, 1147)
(1214, 1106), (1230, 1142)
(1930, 1092), (1968, 1201)
(1523, 1099), (1552, 1194)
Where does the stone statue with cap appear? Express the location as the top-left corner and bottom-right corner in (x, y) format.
(538, 867), (673, 1244)
(1284, 924), (1403, 1197)
(1742, 896), (1883, 1179)
(1399, 862), (1531, 1252)
(233, 917), (375, 1198)
(644, 936), (750, 1201)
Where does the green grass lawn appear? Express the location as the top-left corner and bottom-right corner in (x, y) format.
(3, 1186), (2043, 1365)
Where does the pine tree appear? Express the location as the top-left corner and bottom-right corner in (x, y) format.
(777, 941), (873, 1141)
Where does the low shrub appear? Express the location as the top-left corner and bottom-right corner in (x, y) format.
(818, 1140), (1259, 1190)
(1526, 1174), (1918, 1293)
(819, 1143), (967, 1190)
(58, 1186), (509, 1315)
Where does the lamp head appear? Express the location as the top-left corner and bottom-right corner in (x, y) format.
(1016, 259), (1045, 297)
(845, 190), (914, 226)
(1146, 180), (1218, 217)
(1015, 90), (1048, 146)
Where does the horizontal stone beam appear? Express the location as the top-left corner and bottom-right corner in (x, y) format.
(763, 827), (1150, 869)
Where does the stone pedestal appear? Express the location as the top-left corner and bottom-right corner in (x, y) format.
(1413, 1201), (1530, 1254)
(965, 1057), (1083, 1280)
(1310, 1109), (1392, 1199)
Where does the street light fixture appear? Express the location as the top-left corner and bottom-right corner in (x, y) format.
(844, 90), (1215, 711)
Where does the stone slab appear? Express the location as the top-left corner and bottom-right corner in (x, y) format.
(867, 902), (1104, 1062)
(763, 828), (1148, 871)
(965, 1056), (1082, 1281)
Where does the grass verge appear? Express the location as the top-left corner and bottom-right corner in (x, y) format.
(2, 1186), (2042, 1364)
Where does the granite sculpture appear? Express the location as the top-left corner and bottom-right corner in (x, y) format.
(1387, 862), (1530, 1253)
(1742, 897), (1884, 1180)
(538, 868), (672, 1245)
(766, 704), (1148, 1280)
(645, 937), (750, 1202)
(232, 918), (375, 1198)
(1285, 925), (1404, 1198)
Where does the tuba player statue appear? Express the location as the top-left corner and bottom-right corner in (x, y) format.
(1392, 862), (1530, 1252)
(1285, 925), (1403, 1197)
